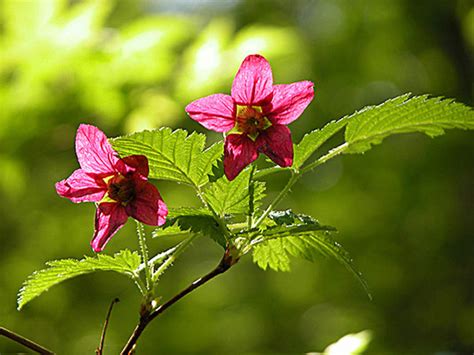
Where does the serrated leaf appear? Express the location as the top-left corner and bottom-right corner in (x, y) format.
(17, 250), (141, 310)
(251, 211), (370, 298)
(345, 94), (474, 154)
(155, 207), (226, 247)
(293, 117), (349, 168)
(111, 128), (223, 186)
(205, 168), (266, 216)
(268, 209), (321, 226)
(253, 238), (292, 272)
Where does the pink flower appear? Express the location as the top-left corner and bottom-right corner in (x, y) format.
(56, 124), (168, 252)
(185, 54), (314, 180)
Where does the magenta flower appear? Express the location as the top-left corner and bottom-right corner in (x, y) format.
(185, 54), (314, 180)
(56, 124), (168, 252)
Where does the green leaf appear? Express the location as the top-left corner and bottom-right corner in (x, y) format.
(154, 207), (226, 248)
(111, 128), (223, 186)
(345, 94), (474, 154)
(17, 250), (141, 310)
(293, 117), (349, 168)
(205, 168), (266, 217)
(251, 211), (371, 298)
(253, 238), (292, 272)
(268, 209), (323, 226)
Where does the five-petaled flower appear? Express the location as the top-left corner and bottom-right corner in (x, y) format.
(56, 124), (168, 252)
(185, 54), (314, 180)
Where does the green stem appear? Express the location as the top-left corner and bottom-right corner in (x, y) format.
(132, 273), (147, 296)
(254, 166), (291, 179)
(251, 143), (349, 228)
(137, 245), (179, 272)
(152, 234), (198, 282)
(136, 221), (152, 292)
(195, 186), (232, 240)
(254, 142), (349, 179)
(300, 142), (348, 174)
(252, 172), (299, 228)
(248, 165), (256, 229)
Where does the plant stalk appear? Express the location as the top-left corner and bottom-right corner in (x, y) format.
(136, 221), (152, 292)
(96, 298), (120, 355)
(120, 249), (238, 354)
(252, 172), (299, 228)
(0, 326), (54, 354)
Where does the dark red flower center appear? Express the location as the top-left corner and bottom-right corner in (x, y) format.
(235, 105), (271, 140)
(107, 175), (135, 204)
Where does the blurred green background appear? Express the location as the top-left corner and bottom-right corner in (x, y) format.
(1, 0), (473, 353)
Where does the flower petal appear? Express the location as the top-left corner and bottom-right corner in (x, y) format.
(91, 202), (128, 252)
(265, 81), (314, 125)
(257, 125), (293, 167)
(126, 180), (168, 226)
(75, 124), (119, 174)
(115, 155), (149, 178)
(231, 54), (273, 105)
(55, 169), (106, 203)
(185, 94), (235, 132)
(223, 134), (258, 181)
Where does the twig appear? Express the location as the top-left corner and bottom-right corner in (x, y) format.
(120, 249), (238, 354)
(0, 326), (54, 354)
(96, 298), (120, 355)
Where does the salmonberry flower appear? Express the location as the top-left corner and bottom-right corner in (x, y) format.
(56, 124), (168, 252)
(185, 54), (314, 180)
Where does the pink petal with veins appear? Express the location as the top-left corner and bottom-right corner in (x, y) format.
(91, 202), (128, 252)
(257, 125), (293, 167)
(185, 94), (235, 132)
(55, 169), (106, 203)
(223, 134), (258, 181)
(116, 155), (149, 179)
(126, 180), (168, 226)
(75, 124), (119, 175)
(231, 54), (273, 105)
(265, 81), (314, 125)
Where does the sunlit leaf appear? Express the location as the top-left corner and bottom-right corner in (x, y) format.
(344, 94), (474, 154)
(111, 128), (223, 187)
(17, 250), (141, 310)
(205, 168), (266, 217)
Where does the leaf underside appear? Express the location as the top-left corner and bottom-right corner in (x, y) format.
(251, 211), (371, 299)
(154, 207), (226, 247)
(17, 250), (141, 310)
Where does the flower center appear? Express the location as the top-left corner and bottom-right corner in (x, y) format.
(234, 105), (272, 141)
(106, 175), (135, 204)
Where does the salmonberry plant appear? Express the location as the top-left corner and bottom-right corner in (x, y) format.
(15, 55), (474, 354)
